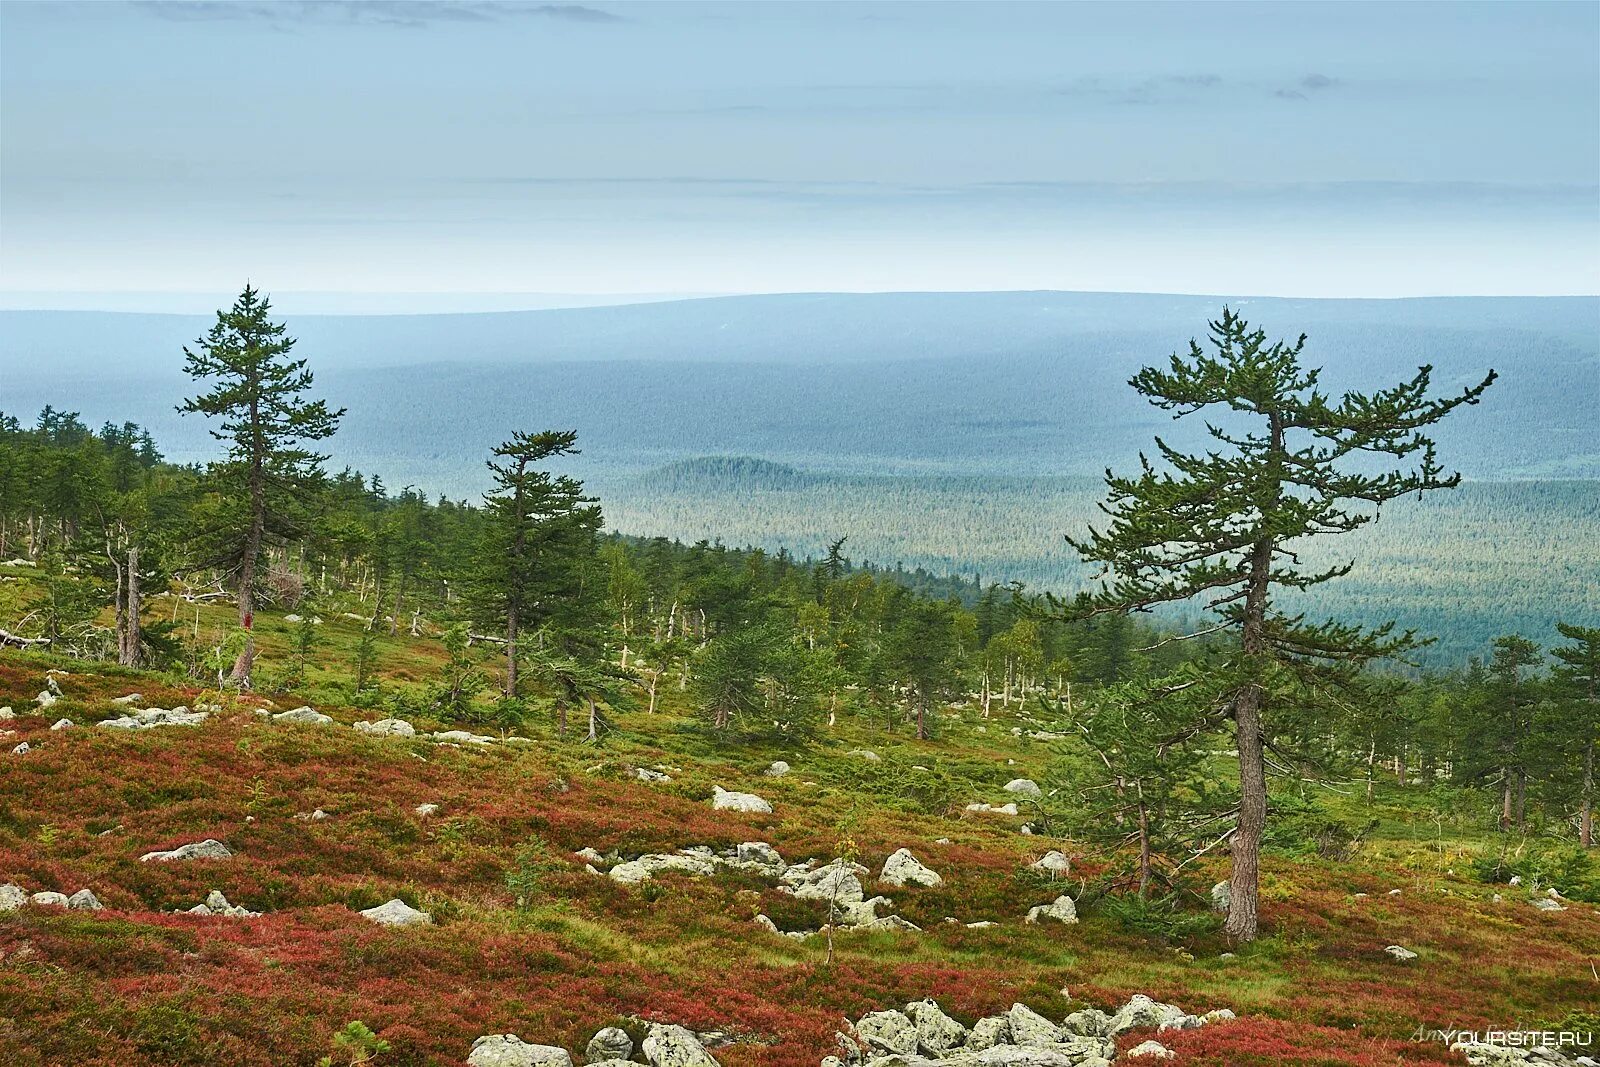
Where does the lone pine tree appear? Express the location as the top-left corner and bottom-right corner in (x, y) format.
(179, 285), (343, 687)
(1067, 308), (1494, 941)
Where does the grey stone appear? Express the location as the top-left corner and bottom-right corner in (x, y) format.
(765, 760), (791, 776)
(353, 717), (416, 737)
(1108, 996), (1187, 1036)
(711, 786), (771, 813)
(140, 839), (232, 862)
(0, 884), (27, 911)
(642, 1023), (721, 1067)
(467, 1035), (574, 1067)
(1029, 851), (1071, 876)
(273, 707), (333, 725)
(1385, 944), (1418, 961)
(1210, 881), (1231, 913)
(1003, 779), (1042, 798)
(586, 1026), (634, 1062)
(30, 891), (70, 907)
(1125, 1041), (1175, 1060)
(904, 999), (968, 1055)
(962, 1016), (1011, 1052)
(856, 1011), (918, 1055)
(1004, 1004), (1061, 1047)
(881, 848), (942, 888)
(67, 888), (102, 910)
(359, 898), (433, 927)
(1024, 895), (1077, 925)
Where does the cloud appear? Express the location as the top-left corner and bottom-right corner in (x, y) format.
(133, 1), (622, 28)
(1275, 73), (1340, 101)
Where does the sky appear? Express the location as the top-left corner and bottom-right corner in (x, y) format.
(1, 0), (1597, 305)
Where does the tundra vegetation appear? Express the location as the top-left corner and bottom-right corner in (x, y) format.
(0, 289), (1596, 1066)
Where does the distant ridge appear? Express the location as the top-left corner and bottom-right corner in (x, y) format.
(641, 456), (814, 492)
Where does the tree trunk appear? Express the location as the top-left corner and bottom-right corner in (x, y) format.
(504, 604), (519, 697)
(120, 544), (141, 667)
(1226, 526), (1275, 944)
(1136, 795), (1151, 899)
(586, 696), (600, 743)
(1581, 739), (1594, 848)
(231, 397), (265, 687)
(1500, 775), (1513, 832)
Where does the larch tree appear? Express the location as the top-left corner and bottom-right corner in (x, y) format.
(179, 285), (343, 687)
(1066, 308), (1494, 941)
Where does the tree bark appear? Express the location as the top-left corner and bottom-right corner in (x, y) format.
(1581, 739), (1594, 848)
(120, 544), (141, 667)
(504, 603), (519, 697)
(231, 393), (264, 687)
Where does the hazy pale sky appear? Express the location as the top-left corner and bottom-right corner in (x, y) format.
(2, 0), (1596, 300)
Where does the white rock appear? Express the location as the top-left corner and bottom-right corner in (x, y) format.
(1530, 897), (1566, 912)
(353, 717), (416, 737)
(642, 1023), (720, 1067)
(140, 839), (233, 862)
(11, 742), (28, 755)
(273, 707), (333, 725)
(711, 786), (771, 813)
(111, 693), (143, 706)
(99, 707), (210, 729)
(965, 802), (1019, 816)
(1006, 1003), (1062, 1046)
(735, 841), (785, 868)
(1003, 778), (1042, 798)
(1385, 944), (1418, 961)
(1024, 894), (1078, 925)
(764, 760), (791, 776)
(30, 891), (70, 907)
(587, 1027), (634, 1062)
(855, 1010), (918, 1055)
(467, 1034), (573, 1067)
(415, 803), (440, 817)
(904, 998), (968, 1054)
(359, 898), (433, 927)
(1211, 881), (1231, 912)
(0, 884), (27, 911)
(67, 888), (103, 910)
(753, 913), (781, 933)
(0, 707), (12, 720)
(48, 717), (72, 730)
(964, 1016), (1011, 1051)
(433, 729), (496, 744)
(637, 768), (672, 782)
(1108, 995), (1188, 1036)
(881, 847), (942, 888)
(849, 749), (881, 761)
(1030, 851), (1071, 875)
(284, 614), (303, 623)
(36, 690), (58, 708)
(1126, 1041), (1176, 1060)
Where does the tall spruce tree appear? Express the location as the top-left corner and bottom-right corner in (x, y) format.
(1066, 308), (1494, 941)
(467, 430), (603, 698)
(1551, 623), (1600, 847)
(179, 285), (342, 687)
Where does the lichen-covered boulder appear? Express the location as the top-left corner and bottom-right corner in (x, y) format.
(1210, 881), (1231, 913)
(0, 884), (27, 911)
(1108, 995), (1187, 1036)
(67, 888), (102, 910)
(881, 848), (942, 888)
(642, 1023), (720, 1067)
(1024, 895), (1077, 925)
(353, 717), (416, 737)
(273, 706), (333, 725)
(854, 1010), (918, 1055)
(904, 999), (968, 1054)
(1003, 779), (1042, 798)
(963, 1015), (1011, 1052)
(1126, 1041), (1176, 1060)
(586, 1026), (634, 1062)
(1029, 851), (1071, 876)
(140, 839), (232, 862)
(30, 891), (70, 907)
(1005, 1004), (1061, 1047)
(711, 786), (772, 813)
(359, 898), (433, 927)
(467, 1035), (573, 1067)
